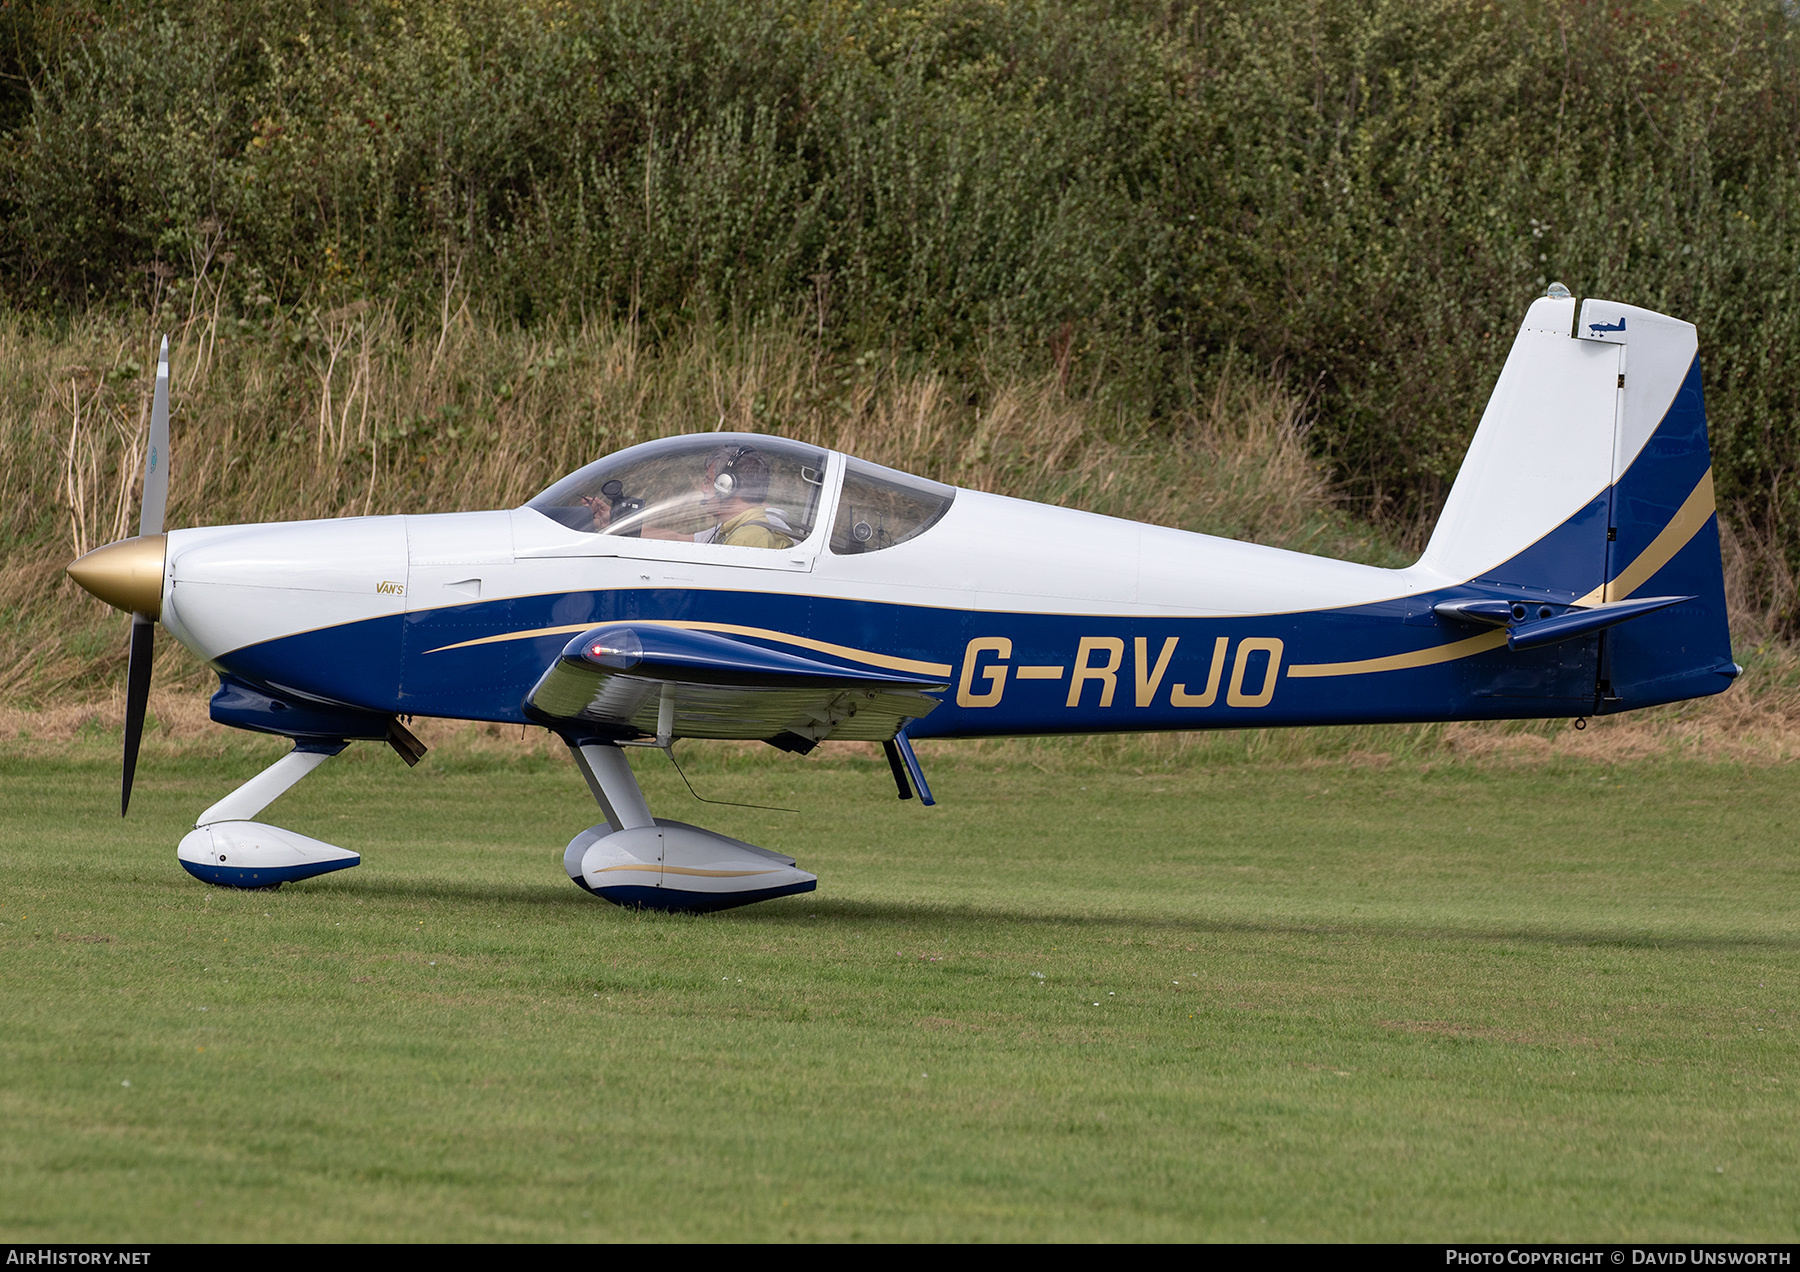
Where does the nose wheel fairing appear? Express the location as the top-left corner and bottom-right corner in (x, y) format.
(178, 821), (360, 888)
(175, 742), (361, 890)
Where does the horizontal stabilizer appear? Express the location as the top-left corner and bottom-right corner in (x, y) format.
(1506, 595), (1693, 651)
(1433, 594), (1693, 650)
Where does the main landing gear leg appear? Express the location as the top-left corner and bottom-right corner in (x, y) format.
(176, 740), (361, 888)
(560, 740), (815, 913)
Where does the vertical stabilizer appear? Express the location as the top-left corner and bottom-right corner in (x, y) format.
(1417, 295), (1618, 596)
(1421, 293), (1733, 708)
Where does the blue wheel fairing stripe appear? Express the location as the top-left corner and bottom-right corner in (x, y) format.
(179, 855), (360, 888)
(592, 880), (816, 912)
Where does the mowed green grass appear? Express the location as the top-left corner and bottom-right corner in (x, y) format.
(1, 739), (1795, 1242)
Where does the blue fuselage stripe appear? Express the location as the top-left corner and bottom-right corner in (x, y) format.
(213, 574), (1723, 737)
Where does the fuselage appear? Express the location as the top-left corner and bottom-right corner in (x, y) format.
(155, 438), (1733, 742)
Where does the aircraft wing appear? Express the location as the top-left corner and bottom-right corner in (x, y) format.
(524, 624), (946, 749)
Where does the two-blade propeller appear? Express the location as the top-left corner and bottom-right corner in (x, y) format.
(66, 336), (171, 815)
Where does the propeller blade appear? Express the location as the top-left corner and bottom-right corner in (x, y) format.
(137, 335), (170, 538)
(121, 336), (169, 815)
(121, 614), (153, 816)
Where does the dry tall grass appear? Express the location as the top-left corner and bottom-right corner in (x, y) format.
(1, 305), (1385, 707)
(5, 305), (1792, 766)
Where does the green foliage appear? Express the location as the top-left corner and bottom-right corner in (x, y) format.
(3, 1), (1800, 612)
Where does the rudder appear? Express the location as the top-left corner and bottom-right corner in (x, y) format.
(1581, 298), (1734, 709)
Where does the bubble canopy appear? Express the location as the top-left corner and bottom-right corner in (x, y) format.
(528, 434), (956, 555)
(528, 434), (829, 548)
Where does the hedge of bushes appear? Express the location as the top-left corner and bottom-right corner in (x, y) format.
(5, 1), (1799, 613)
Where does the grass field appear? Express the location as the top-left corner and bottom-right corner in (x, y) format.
(1, 735), (1796, 1242)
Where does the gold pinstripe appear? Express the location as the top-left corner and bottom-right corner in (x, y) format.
(589, 864), (782, 878)
(1590, 468), (1715, 606)
(1286, 628), (1510, 679)
(424, 618), (953, 678)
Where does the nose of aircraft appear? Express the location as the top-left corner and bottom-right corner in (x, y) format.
(67, 534), (168, 619)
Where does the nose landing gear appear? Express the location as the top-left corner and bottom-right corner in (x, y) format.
(176, 742), (361, 888)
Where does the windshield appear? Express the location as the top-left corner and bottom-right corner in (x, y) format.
(529, 434), (829, 549)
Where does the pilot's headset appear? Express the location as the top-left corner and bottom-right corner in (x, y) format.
(708, 446), (768, 503)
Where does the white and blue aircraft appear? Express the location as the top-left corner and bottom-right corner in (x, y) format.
(67, 289), (1737, 910)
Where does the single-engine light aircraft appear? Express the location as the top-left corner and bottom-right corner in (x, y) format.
(67, 289), (1737, 909)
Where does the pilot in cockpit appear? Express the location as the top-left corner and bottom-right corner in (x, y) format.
(688, 445), (796, 548)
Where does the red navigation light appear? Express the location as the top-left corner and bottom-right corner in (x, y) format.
(580, 627), (643, 669)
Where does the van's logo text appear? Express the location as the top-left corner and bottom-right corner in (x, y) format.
(376, 580), (405, 596)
